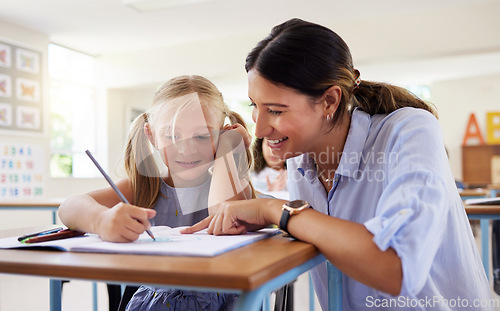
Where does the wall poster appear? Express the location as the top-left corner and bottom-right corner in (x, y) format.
(0, 40), (43, 133)
(0, 142), (45, 199)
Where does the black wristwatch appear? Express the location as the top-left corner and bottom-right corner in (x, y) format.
(279, 200), (311, 238)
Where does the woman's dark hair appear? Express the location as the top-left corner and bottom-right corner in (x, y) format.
(245, 18), (436, 127)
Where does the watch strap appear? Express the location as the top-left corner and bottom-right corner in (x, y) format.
(279, 208), (291, 233)
(279, 208), (296, 239)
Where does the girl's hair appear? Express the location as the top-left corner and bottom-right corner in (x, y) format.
(245, 18), (437, 128)
(252, 138), (286, 174)
(124, 75), (255, 209)
(252, 138), (266, 174)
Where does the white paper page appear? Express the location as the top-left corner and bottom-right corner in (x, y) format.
(71, 226), (280, 257)
(465, 197), (500, 205)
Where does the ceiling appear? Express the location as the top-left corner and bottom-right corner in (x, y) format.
(1, 0), (500, 90)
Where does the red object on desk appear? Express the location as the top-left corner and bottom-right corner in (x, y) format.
(23, 229), (85, 244)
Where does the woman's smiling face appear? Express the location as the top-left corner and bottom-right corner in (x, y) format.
(248, 69), (325, 160)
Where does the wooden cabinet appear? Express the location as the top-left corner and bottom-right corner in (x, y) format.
(462, 145), (500, 186)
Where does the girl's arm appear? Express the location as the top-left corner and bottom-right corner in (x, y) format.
(182, 198), (402, 296)
(208, 124), (253, 214)
(58, 178), (156, 242)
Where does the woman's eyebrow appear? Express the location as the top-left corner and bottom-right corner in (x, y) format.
(249, 97), (288, 108)
(264, 103), (288, 108)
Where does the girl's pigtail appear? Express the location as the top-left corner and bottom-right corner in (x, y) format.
(226, 110), (257, 199)
(252, 138), (266, 174)
(124, 113), (161, 209)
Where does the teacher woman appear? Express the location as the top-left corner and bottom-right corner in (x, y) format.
(182, 18), (491, 310)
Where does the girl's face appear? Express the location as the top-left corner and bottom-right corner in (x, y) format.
(248, 69), (325, 160)
(149, 96), (221, 186)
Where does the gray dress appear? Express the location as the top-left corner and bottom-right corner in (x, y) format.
(126, 178), (237, 311)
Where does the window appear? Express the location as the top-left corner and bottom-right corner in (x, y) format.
(406, 85), (431, 102)
(49, 44), (103, 178)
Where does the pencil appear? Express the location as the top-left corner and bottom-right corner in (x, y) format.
(85, 150), (156, 241)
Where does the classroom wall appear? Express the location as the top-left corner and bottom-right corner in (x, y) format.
(0, 20), (108, 204)
(0, 20), (51, 203)
(106, 86), (156, 180)
(432, 73), (500, 181)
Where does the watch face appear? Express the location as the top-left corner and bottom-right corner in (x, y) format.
(283, 200), (310, 216)
(286, 200), (309, 209)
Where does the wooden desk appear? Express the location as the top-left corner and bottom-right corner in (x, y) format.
(0, 227), (328, 311)
(488, 184), (500, 198)
(0, 200), (62, 224)
(459, 189), (489, 199)
(465, 204), (500, 280)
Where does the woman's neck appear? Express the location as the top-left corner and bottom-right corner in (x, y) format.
(309, 111), (351, 178)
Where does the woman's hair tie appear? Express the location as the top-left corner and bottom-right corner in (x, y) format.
(353, 69), (361, 90)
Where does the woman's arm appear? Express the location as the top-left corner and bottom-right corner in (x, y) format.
(58, 178), (156, 242)
(280, 202), (402, 296)
(182, 198), (402, 295)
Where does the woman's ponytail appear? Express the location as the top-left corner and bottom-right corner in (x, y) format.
(352, 80), (437, 118)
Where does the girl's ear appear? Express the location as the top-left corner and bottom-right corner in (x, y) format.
(144, 123), (157, 148)
(322, 85), (342, 118)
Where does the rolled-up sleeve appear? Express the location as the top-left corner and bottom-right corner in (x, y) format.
(365, 170), (448, 297)
(363, 110), (450, 297)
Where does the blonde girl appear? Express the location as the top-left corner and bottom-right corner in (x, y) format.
(59, 75), (253, 310)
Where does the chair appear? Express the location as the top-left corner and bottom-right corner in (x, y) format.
(107, 284), (124, 311)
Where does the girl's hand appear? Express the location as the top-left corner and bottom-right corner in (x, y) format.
(96, 202), (156, 242)
(222, 124), (252, 149)
(181, 198), (283, 235)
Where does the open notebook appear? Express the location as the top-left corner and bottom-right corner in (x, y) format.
(464, 197), (500, 206)
(0, 226), (280, 257)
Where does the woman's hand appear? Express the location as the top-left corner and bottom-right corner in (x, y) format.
(96, 202), (156, 242)
(182, 198), (284, 235)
